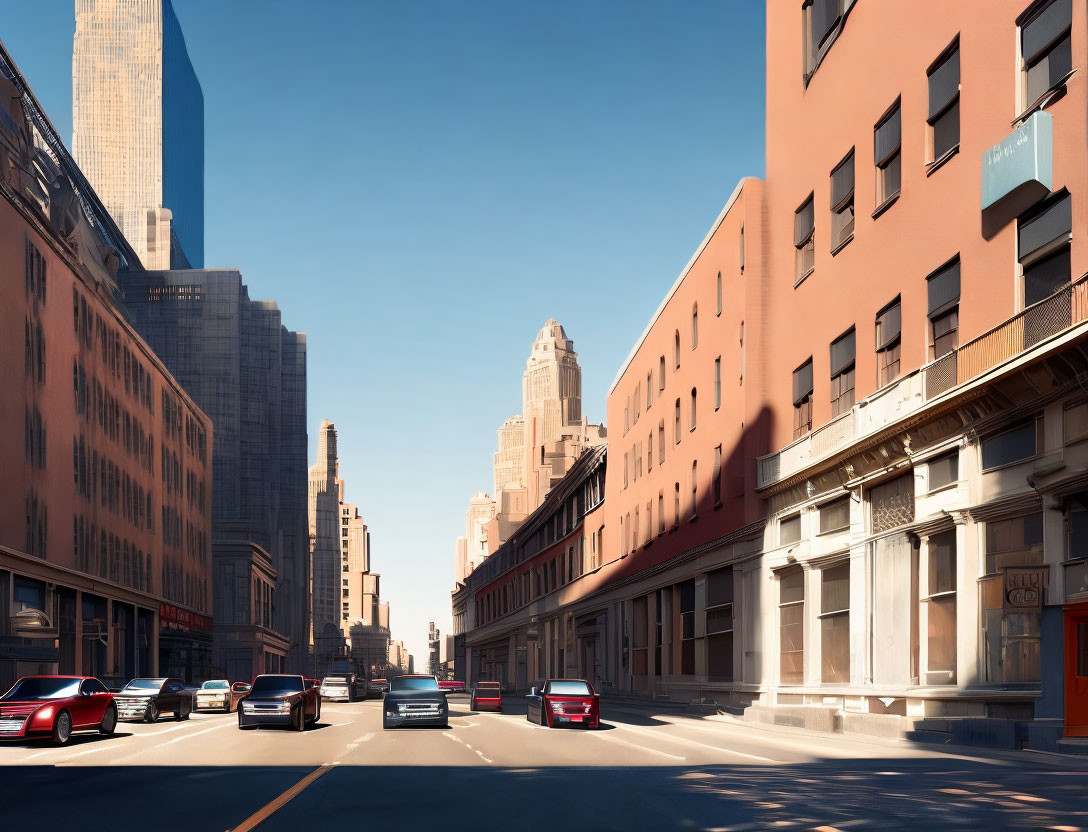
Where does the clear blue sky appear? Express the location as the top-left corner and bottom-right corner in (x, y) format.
(0, 0), (765, 664)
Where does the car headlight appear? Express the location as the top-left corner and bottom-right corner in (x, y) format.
(33, 706), (54, 723)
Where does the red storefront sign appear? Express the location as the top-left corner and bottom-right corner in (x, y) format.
(159, 602), (211, 633)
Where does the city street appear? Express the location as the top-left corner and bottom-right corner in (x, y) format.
(1, 695), (1086, 831)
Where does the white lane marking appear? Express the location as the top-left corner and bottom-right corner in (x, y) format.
(610, 721), (775, 762)
(131, 722), (192, 736)
(443, 731), (493, 764)
(161, 721), (233, 746)
(343, 732), (374, 754)
(57, 742), (124, 761)
(22, 749), (56, 761)
(587, 730), (686, 761)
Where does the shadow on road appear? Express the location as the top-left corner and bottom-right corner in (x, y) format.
(1, 758), (1085, 831)
(0, 730), (135, 749)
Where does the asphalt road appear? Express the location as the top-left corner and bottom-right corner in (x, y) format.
(1, 694), (1086, 831)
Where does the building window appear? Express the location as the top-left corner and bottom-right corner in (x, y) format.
(633, 383), (641, 423)
(714, 357), (722, 410)
(981, 513), (1043, 683)
(706, 566), (734, 681)
(869, 472), (915, 533)
(928, 451), (959, 491)
(927, 257), (960, 359)
(658, 420), (665, 464)
(739, 321), (745, 384)
(1019, 190), (1071, 306)
(981, 417), (1043, 470)
(646, 372), (652, 408)
(780, 513), (801, 546)
(830, 149), (855, 252)
(875, 297), (902, 386)
(690, 460), (697, 519)
(927, 40), (960, 165)
(659, 356), (666, 392)
(673, 482), (680, 529)
(658, 491), (665, 534)
(739, 224), (745, 273)
(647, 431), (653, 472)
(874, 99), (902, 209)
(820, 562), (850, 683)
(674, 331), (681, 369)
(691, 304), (698, 349)
(632, 595), (648, 676)
(794, 194), (815, 283)
(713, 445), (722, 506)
(674, 399), (681, 444)
(925, 530), (957, 685)
(779, 567), (805, 684)
(802, 0), (855, 84)
(716, 272), (723, 316)
(830, 328), (855, 417)
(1065, 401), (1088, 444)
(623, 452), (629, 489)
(793, 358), (814, 438)
(819, 496), (850, 534)
(1020, 0), (1073, 114)
(689, 388), (697, 431)
(679, 579), (695, 674)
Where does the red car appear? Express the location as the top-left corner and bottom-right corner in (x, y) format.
(437, 679), (466, 694)
(0, 675), (117, 745)
(526, 679), (599, 729)
(469, 681), (502, 712)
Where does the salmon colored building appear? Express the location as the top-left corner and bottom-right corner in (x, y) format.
(456, 0), (1088, 749)
(0, 46), (213, 687)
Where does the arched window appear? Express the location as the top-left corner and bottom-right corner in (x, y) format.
(659, 355), (666, 391)
(691, 303), (699, 348)
(674, 483), (680, 528)
(634, 506), (640, 551)
(658, 420), (665, 464)
(658, 491), (665, 534)
(691, 460), (698, 519)
(674, 331), (681, 369)
(690, 388), (697, 431)
(674, 399), (681, 444)
(716, 272), (723, 316)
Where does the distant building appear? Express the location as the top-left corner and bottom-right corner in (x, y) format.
(73, 0), (204, 270)
(493, 415), (526, 496)
(309, 419), (342, 665)
(428, 622), (441, 677)
(120, 268), (308, 679)
(454, 493), (497, 583)
(0, 44), (212, 687)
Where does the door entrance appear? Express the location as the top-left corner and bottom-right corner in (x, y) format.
(1064, 602), (1088, 737)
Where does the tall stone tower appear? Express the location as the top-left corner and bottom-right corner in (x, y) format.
(72, 0), (204, 270)
(308, 419), (340, 659)
(523, 319), (582, 446)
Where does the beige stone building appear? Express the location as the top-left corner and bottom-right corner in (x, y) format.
(308, 419), (341, 663)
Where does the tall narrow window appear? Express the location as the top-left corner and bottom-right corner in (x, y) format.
(925, 530), (957, 685)
(1020, 0), (1073, 113)
(927, 257), (960, 358)
(689, 388), (697, 431)
(679, 579), (696, 674)
(927, 40), (960, 164)
(1019, 190), (1072, 306)
(691, 304), (698, 349)
(820, 562), (850, 683)
(690, 460), (698, 519)
(673, 483), (680, 528)
(795, 195), (815, 282)
(874, 99), (901, 208)
(658, 420), (665, 464)
(713, 445), (722, 505)
(830, 328), (855, 417)
(875, 297), (902, 386)
(674, 398), (681, 444)
(739, 225), (745, 273)
(739, 321), (745, 384)
(646, 371), (652, 408)
(659, 355), (666, 392)
(707, 567), (734, 681)
(793, 358), (814, 438)
(716, 272), (723, 316)
(830, 150), (855, 252)
(779, 567), (805, 684)
(647, 431), (653, 473)
(633, 383), (641, 423)
(657, 491), (665, 534)
(674, 331), (681, 369)
(714, 357), (722, 410)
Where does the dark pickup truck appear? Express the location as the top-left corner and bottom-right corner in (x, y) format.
(238, 674), (321, 731)
(113, 677), (192, 723)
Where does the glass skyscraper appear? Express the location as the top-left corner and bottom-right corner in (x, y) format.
(73, 0), (204, 270)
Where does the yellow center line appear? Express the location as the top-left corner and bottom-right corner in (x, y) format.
(228, 764), (334, 832)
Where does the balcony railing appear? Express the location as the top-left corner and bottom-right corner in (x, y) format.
(757, 276), (1088, 490)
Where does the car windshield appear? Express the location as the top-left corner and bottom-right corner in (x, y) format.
(547, 681), (592, 696)
(391, 676), (439, 692)
(201, 681), (229, 690)
(122, 678), (165, 692)
(250, 675), (303, 696)
(2, 677), (81, 700)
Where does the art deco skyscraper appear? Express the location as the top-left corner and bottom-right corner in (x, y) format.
(73, 0), (204, 269)
(309, 419), (341, 650)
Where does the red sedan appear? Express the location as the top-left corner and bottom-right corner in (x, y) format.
(0, 675), (117, 745)
(526, 679), (599, 728)
(469, 681), (502, 712)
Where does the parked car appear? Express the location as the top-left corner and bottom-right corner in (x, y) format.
(526, 679), (599, 729)
(469, 681), (502, 712)
(367, 677), (389, 698)
(0, 676), (117, 745)
(438, 679), (466, 694)
(114, 677), (193, 723)
(195, 679), (247, 713)
(382, 675), (448, 729)
(238, 674), (320, 731)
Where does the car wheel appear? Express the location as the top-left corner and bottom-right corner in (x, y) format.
(293, 706), (305, 731)
(99, 703), (117, 736)
(539, 709), (548, 727)
(182, 702), (191, 720)
(52, 710), (72, 746)
(470, 699), (476, 711)
(174, 705), (183, 721)
(382, 717), (391, 730)
(145, 702), (158, 723)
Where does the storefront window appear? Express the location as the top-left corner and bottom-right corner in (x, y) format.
(679, 580), (695, 675)
(820, 562), (850, 683)
(925, 530), (957, 685)
(81, 593), (107, 679)
(707, 567), (734, 682)
(981, 514), (1043, 684)
(631, 595), (648, 677)
(779, 567), (805, 684)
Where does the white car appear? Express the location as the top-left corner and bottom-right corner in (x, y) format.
(194, 679), (237, 712)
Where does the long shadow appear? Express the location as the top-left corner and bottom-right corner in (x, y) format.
(1, 759), (1085, 831)
(0, 730), (135, 749)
